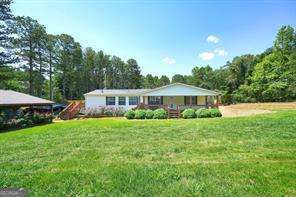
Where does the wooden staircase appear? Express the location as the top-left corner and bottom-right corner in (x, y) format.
(59, 101), (84, 120)
(168, 108), (181, 118)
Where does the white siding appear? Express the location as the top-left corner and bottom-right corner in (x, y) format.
(85, 95), (142, 110)
(85, 95), (106, 108)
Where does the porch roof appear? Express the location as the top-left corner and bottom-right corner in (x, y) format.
(141, 83), (219, 96)
(84, 83), (219, 97)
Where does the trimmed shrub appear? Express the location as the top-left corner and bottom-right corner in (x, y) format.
(28, 113), (53, 125)
(43, 114), (54, 123)
(153, 108), (167, 119)
(16, 117), (32, 128)
(134, 109), (146, 119)
(209, 108), (222, 117)
(145, 109), (154, 119)
(85, 107), (126, 118)
(6, 119), (17, 129)
(196, 108), (211, 118)
(32, 113), (43, 124)
(124, 110), (135, 119)
(182, 108), (196, 119)
(104, 107), (115, 116)
(0, 112), (54, 131)
(85, 107), (103, 118)
(114, 107), (126, 117)
(0, 116), (4, 130)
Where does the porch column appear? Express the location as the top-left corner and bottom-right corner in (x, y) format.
(216, 95), (220, 108)
(140, 96), (144, 103)
(49, 104), (53, 114)
(144, 96), (148, 104)
(125, 96), (129, 107)
(115, 96), (119, 107)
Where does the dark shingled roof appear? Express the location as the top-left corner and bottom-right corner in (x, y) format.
(0, 90), (54, 106)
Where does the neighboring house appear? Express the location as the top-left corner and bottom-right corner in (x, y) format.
(84, 83), (219, 111)
(0, 90), (54, 117)
(0, 90), (54, 108)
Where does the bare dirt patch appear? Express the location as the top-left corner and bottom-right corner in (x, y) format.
(219, 102), (296, 117)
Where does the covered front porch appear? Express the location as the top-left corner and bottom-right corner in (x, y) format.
(136, 83), (220, 118)
(140, 95), (218, 110)
(137, 95), (220, 118)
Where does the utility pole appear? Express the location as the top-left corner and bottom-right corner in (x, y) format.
(102, 67), (107, 93)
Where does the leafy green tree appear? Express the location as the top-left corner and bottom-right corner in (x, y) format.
(0, 67), (25, 91)
(226, 55), (258, 91)
(274, 26), (296, 62)
(55, 34), (81, 101)
(70, 42), (83, 99)
(0, 0), (22, 90)
(44, 34), (58, 100)
(0, 0), (15, 65)
(34, 24), (47, 97)
(183, 75), (195, 85)
(126, 59), (142, 89)
(11, 16), (46, 95)
(142, 74), (159, 88)
(172, 74), (186, 83)
(158, 75), (170, 86)
(248, 25), (296, 102)
(192, 65), (215, 89)
(83, 47), (96, 91)
(94, 50), (109, 89)
(108, 56), (126, 89)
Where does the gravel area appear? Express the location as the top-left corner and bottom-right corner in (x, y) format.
(219, 102), (296, 117)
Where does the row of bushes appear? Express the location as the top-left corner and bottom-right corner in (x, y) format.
(182, 108), (222, 119)
(124, 108), (222, 119)
(125, 108), (167, 119)
(85, 107), (126, 118)
(0, 113), (54, 131)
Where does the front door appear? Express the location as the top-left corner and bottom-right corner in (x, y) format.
(168, 96), (177, 109)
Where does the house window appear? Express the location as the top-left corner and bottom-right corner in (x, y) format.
(118, 97), (126, 105)
(184, 96), (197, 105)
(148, 96), (162, 105)
(192, 96), (197, 105)
(106, 96), (115, 105)
(129, 96), (139, 105)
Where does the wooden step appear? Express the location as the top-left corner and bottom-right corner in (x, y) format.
(168, 109), (180, 118)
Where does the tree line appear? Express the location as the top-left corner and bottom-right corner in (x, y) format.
(166, 26), (296, 103)
(1, 1), (142, 102)
(1, 0), (295, 103)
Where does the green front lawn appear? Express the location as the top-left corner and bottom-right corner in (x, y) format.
(0, 111), (296, 196)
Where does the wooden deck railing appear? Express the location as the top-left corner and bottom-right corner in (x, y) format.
(134, 103), (168, 110)
(178, 104), (209, 110)
(59, 101), (84, 120)
(135, 103), (212, 110)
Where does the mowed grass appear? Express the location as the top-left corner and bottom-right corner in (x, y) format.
(0, 111), (296, 196)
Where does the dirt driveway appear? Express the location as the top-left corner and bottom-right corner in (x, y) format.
(219, 102), (296, 117)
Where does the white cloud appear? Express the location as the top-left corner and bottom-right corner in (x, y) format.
(198, 52), (215, 60)
(206, 35), (219, 43)
(214, 48), (228, 57)
(162, 57), (176, 64)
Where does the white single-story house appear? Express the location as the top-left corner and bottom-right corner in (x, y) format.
(84, 83), (220, 114)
